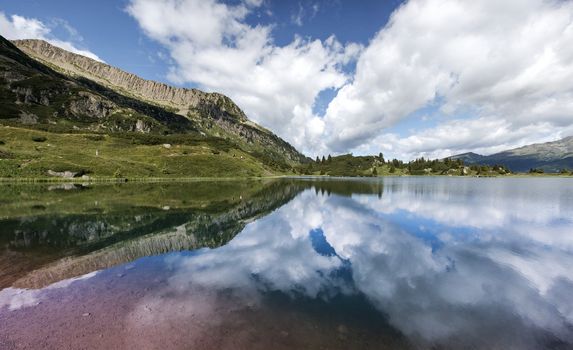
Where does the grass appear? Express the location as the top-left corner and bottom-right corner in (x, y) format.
(2, 126), (570, 180)
(0, 125), (285, 178)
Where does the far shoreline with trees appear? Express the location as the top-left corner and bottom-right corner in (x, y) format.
(295, 153), (572, 178)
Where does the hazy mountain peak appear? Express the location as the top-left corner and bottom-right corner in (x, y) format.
(450, 136), (573, 172)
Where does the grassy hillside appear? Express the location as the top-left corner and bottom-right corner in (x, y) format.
(6, 37), (308, 166)
(0, 35), (309, 178)
(0, 126), (290, 178)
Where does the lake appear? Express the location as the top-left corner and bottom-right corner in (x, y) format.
(1, 177), (572, 349)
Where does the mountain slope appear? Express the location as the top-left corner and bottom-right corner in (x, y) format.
(1, 35), (192, 133)
(13, 39), (244, 118)
(0, 35), (307, 177)
(450, 137), (573, 172)
(12, 39), (307, 165)
(448, 152), (487, 164)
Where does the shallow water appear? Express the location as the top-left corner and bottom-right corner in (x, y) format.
(1, 177), (573, 349)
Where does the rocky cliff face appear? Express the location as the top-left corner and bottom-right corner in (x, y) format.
(14, 39), (247, 120)
(11, 38), (308, 164)
(0, 35), (187, 134)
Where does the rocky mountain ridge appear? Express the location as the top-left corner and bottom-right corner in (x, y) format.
(13, 39), (246, 120)
(0, 35), (308, 172)
(12, 38), (307, 164)
(1, 35), (194, 133)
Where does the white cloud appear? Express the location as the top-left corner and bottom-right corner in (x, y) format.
(127, 0), (573, 158)
(324, 0), (573, 157)
(126, 0), (361, 154)
(291, 3), (304, 26)
(291, 2), (320, 27)
(0, 12), (103, 62)
(357, 116), (570, 160)
(0, 271), (97, 311)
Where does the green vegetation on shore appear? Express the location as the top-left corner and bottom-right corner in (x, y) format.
(3, 36), (571, 180)
(2, 127), (571, 180)
(294, 153), (534, 177)
(0, 126), (292, 178)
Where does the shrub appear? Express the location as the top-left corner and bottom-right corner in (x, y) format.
(75, 169), (91, 177)
(84, 135), (105, 141)
(0, 140), (5, 145)
(32, 136), (47, 142)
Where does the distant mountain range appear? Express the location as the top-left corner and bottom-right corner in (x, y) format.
(450, 136), (573, 172)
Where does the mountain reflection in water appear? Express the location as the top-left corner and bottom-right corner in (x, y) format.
(1, 177), (572, 350)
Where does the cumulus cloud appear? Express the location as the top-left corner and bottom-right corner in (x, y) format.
(126, 0), (361, 154)
(126, 0), (573, 158)
(324, 0), (573, 157)
(356, 116), (568, 160)
(0, 12), (103, 62)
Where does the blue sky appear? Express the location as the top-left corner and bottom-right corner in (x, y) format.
(1, 0), (573, 159)
(0, 0), (400, 87)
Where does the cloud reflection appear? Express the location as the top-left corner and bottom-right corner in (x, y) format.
(147, 178), (573, 348)
(0, 271), (98, 311)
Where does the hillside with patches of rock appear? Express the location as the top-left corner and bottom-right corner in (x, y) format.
(13, 39), (247, 119)
(0, 35), (307, 175)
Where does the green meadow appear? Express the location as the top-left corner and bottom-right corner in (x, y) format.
(0, 126), (284, 179)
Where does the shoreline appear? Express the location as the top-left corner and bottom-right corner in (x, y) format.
(0, 173), (571, 183)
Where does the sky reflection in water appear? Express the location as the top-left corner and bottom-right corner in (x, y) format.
(2, 177), (573, 349)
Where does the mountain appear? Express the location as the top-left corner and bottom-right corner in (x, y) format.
(448, 152), (487, 164)
(0, 35), (307, 178)
(450, 137), (573, 172)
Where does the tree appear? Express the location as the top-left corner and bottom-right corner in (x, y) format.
(327, 155), (332, 163)
(372, 167), (378, 176)
(389, 165), (396, 173)
(378, 152), (385, 163)
(321, 155), (326, 163)
(315, 156), (320, 163)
